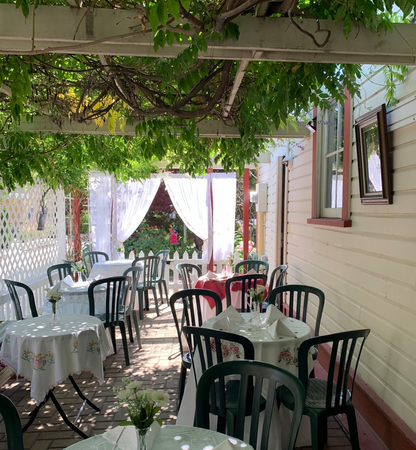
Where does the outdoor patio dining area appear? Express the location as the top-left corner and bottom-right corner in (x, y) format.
(0, 296), (383, 450)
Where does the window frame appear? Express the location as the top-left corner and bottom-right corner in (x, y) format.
(307, 89), (352, 228)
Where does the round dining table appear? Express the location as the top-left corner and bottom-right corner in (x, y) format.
(88, 259), (135, 279)
(63, 424), (253, 450)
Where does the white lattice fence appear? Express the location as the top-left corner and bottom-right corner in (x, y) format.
(0, 181), (66, 319)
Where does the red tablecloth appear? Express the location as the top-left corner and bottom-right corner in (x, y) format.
(195, 276), (267, 308)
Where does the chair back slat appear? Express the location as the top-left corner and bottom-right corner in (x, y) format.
(0, 394), (24, 450)
(4, 279), (38, 320)
(82, 251), (109, 277)
(196, 360), (305, 450)
(298, 329), (370, 415)
(176, 263), (202, 289)
(268, 284), (325, 337)
(153, 250), (170, 281)
(235, 260), (269, 276)
(133, 256), (159, 289)
(225, 274), (267, 312)
(47, 263), (73, 287)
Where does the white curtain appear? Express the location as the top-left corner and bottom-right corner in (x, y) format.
(164, 174), (212, 263)
(211, 173), (237, 260)
(116, 176), (162, 244)
(89, 172), (113, 257)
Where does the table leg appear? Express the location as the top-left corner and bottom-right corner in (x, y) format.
(22, 377), (101, 439)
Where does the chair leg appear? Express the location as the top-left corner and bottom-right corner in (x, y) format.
(162, 280), (168, 304)
(346, 405), (360, 450)
(178, 365), (187, 408)
(110, 326), (117, 354)
(152, 287), (160, 316)
(132, 311), (142, 349)
(138, 290), (144, 320)
(127, 316), (134, 343)
(118, 322), (130, 366)
(307, 410), (326, 450)
(158, 283), (164, 304)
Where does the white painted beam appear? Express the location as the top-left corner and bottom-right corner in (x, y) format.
(0, 5), (415, 65)
(18, 116), (310, 138)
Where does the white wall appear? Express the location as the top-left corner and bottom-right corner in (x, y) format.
(260, 67), (416, 433)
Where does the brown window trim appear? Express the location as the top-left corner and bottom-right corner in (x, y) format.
(308, 88), (352, 228)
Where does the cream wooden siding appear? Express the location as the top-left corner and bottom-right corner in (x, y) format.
(259, 155), (279, 270)
(260, 67), (416, 433)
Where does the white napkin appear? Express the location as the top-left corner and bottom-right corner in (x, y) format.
(214, 305), (244, 324)
(212, 317), (240, 333)
(265, 304), (286, 323)
(247, 268), (257, 275)
(267, 319), (297, 339)
(212, 438), (242, 450)
(104, 422), (161, 450)
(94, 274), (104, 281)
(205, 270), (218, 279)
(50, 281), (62, 291)
(62, 275), (75, 287)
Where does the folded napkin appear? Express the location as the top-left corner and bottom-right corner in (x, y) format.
(214, 305), (244, 324)
(265, 304), (286, 323)
(212, 438), (242, 450)
(205, 270), (218, 279)
(104, 422), (161, 450)
(247, 268), (257, 275)
(62, 275), (75, 287)
(212, 317), (240, 333)
(94, 274), (104, 281)
(267, 319), (297, 339)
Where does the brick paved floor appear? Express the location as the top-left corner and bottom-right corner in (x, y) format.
(0, 300), (355, 450)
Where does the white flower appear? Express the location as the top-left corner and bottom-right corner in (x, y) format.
(126, 380), (143, 391)
(256, 285), (266, 294)
(117, 389), (134, 401)
(46, 289), (62, 302)
(152, 390), (170, 406)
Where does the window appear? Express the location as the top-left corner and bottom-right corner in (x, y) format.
(307, 90), (352, 227)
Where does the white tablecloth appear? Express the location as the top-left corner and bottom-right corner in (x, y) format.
(63, 424), (253, 450)
(177, 313), (313, 449)
(0, 314), (111, 405)
(42, 281), (107, 316)
(89, 260), (134, 279)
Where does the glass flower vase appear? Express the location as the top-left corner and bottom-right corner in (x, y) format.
(251, 301), (261, 327)
(135, 427), (150, 450)
(50, 302), (60, 325)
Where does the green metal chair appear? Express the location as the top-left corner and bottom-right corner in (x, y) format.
(152, 249), (170, 304)
(82, 251), (109, 277)
(267, 284), (325, 367)
(47, 263), (73, 286)
(176, 262), (202, 289)
(132, 255), (160, 319)
(4, 279), (38, 319)
(196, 360), (305, 450)
(169, 288), (222, 407)
(235, 259), (269, 275)
(225, 273), (267, 312)
(262, 264), (288, 310)
(183, 325), (257, 434)
(123, 265), (144, 349)
(0, 394), (24, 450)
(277, 329), (371, 450)
(88, 275), (131, 365)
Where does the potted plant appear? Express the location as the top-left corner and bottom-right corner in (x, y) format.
(37, 188), (51, 231)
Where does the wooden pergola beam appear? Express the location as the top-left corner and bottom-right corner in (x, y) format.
(19, 116), (310, 138)
(1, 5), (415, 65)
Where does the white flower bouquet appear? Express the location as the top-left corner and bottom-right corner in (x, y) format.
(115, 378), (170, 430)
(45, 288), (62, 316)
(247, 284), (266, 303)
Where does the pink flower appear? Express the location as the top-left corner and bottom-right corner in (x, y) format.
(229, 344), (239, 355)
(221, 344), (228, 358)
(210, 339), (216, 351)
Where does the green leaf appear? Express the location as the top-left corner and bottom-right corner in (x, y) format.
(158, 1), (168, 27)
(223, 22), (240, 40)
(180, 0), (190, 12)
(167, 0), (180, 21)
(149, 5), (159, 33)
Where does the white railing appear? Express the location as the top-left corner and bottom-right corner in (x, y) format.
(0, 249), (242, 321)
